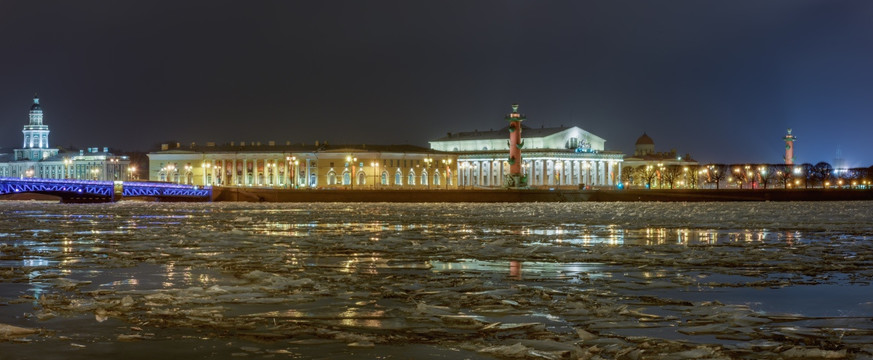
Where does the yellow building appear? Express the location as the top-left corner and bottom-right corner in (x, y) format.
(621, 133), (699, 188)
(147, 142), (459, 189)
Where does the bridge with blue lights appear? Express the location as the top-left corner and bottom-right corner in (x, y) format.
(0, 178), (212, 203)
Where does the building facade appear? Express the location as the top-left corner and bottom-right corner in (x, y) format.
(621, 133), (699, 188)
(147, 143), (459, 189)
(0, 95), (131, 181)
(429, 105), (624, 188)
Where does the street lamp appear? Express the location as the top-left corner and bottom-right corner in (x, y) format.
(424, 157), (433, 189)
(202, 162), (212, 186)
(128, 166), (137, 181)
(63, 158), (72, 179)
(346, 156), (357, 189)
(441, 158), (452, 189)
(371, 161), (380, 188)
(291, 157), (299, 189)
(91, 167), (100, 180)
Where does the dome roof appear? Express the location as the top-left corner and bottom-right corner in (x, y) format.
(30, 95), (41, 111)
(635, 133), (654, 145)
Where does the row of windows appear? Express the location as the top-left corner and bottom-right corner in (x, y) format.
(325, 170), (446, 186)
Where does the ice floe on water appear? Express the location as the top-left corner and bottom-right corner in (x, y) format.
(0, 200), (872, 359)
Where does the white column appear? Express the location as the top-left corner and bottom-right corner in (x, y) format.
(615, 162), (621, 183)
(242, 159), (248, 186)
(593, 161), (600, 186)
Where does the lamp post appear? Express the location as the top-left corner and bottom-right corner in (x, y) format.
(183, 164), (192, 184)
(63, 158), (72, 179)
(346, 156), (357, 190)
(370, 161), (380, 189)
(441, 158), (452, 189)
(555, 161), (563, 187)
(91, 167), (100, 181)
(128, 166), (137, 181)
(292, 157), (299, 189)
(424, 157), (433, 189)
(202, 162), (212, 186)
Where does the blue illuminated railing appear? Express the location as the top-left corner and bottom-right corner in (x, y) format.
(0, 178), (211, 202)
(123, 182), (212, 198)
(0, 177), (114, 197)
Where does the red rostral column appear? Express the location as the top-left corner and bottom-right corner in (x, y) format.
(506, 104), (527, 188)
(783, 128), (796, 165)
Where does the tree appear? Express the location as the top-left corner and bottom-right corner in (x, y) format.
(730, 165), (749, 189)
(683, 165), (700, 189)
(799, 163), (815, 188)
(757, 164), (778, 189)
(704, 164), (727, 189)
(662, 165), (683, 189)
(621, 166), (636, 187)
(638, 165), (658, 189)
(812, 162), (834, 188)
(775, 165), (793, 189)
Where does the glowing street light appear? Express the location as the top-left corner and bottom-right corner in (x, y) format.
(424, 157), (433, 189)
(346, 156), (357, 189)
(441, 158), (452, 189)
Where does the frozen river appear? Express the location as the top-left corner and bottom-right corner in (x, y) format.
(1, 201), (872, 359)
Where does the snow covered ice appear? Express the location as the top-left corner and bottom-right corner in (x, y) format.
(1, 201), (872, 359)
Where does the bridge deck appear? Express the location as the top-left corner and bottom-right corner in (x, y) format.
(0, 178), (211, 203)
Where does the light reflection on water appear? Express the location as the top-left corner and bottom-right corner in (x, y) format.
(1, 201), (871, 354)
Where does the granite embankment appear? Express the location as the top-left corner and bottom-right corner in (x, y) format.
(211, 187), (873, 202)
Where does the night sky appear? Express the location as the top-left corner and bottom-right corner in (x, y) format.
(2, 1), (872, 165)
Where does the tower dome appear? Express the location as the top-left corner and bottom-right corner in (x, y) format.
(634, 133), (655, 156)
(30, 94), (42, 112)
(635, 133), (654, 145)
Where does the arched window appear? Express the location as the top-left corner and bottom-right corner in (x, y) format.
(381, 171), (388, 185)
(421, 170), (428, 186)
(327, 171), (337, 185)
(395, 171), (402, 185)
(357, 171), (366, 185)
(407, 170), (415, 185)
(342, 171), (350, 185)
(433, 171), (440, 186)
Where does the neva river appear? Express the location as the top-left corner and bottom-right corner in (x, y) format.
(1, 201), (872, 359)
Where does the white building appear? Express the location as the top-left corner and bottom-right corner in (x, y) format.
(0, 95), (131, 181)
(430, 105), (624, 188)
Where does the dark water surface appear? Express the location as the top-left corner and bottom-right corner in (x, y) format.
(1, 201), (872, 359)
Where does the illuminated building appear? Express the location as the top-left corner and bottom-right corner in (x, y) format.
(0, 95), (131, 181)
(429, 104), (623, 188)
(147, 142), (459, 188)
(621, 133), (698, 188)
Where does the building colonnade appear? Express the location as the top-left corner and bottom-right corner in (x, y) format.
(149, 150), (460, 189)
(457, 155), (623, 188)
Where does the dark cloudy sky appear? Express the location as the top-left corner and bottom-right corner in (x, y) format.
(1, 1), (872, 165)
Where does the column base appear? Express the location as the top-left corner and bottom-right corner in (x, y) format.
(504, 174), (528, 188)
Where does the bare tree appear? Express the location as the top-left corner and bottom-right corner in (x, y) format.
(757, 164), (777, 189)
(775, 165), (793, 189)
(705, 164), (727, 189)
(812, 162), (834, 188)
(621, 166), (636, 187)
(730, 164), (749, 189)
(684, 164), (700, 189)
(799, 163), (815, 188)
(638, 165), (658, 189)
(662, 165), (683, 189)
